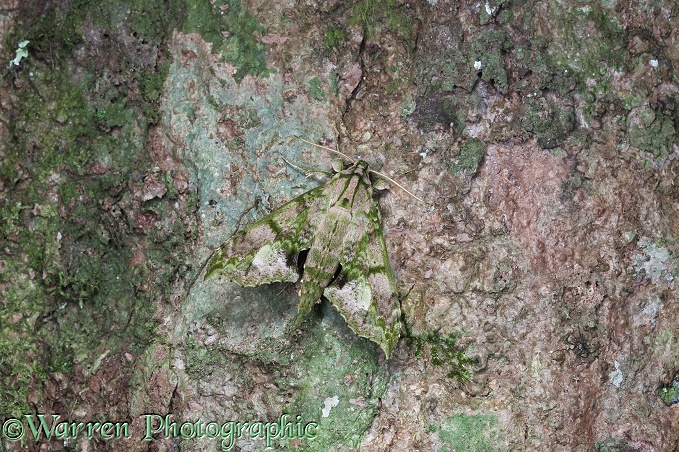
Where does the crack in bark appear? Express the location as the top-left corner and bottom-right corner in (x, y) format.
(340, 32), (367, 139)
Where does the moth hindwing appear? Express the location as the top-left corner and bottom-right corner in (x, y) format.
(205, 160), (401, 357)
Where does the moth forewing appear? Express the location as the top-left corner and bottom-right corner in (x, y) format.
(205, 158), (402, 358)
(204, 184), (327, 284)
(324, 195), (402, 357)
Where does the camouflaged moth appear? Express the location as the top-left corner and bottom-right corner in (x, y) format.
(205, 144), (418, 358)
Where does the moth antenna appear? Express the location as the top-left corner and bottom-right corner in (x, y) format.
(298, 137), (428, 204)
(298, 138), (357, 163)
(369, 169), (428, 204)
(279, 155), (332, 179)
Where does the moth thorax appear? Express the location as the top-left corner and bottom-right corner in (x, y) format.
(351, 160), (372, 185)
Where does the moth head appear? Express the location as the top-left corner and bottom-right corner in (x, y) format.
(297, 137), (427, 204)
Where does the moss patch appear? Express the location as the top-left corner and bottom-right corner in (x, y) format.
(308, 77), (328, 102)
(183, 0), (272, 83)
(0, 0), (192, 417)
(325, 26), (347, 51)
(405, 322), (474, 382)
(453, 138), (487, 175)
(349, 0), (415, 40)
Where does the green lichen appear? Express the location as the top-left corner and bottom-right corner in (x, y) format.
(657, 379), (679, 406)
(453, 138), (487, 176)
(627, 105), (676, 163)
(631, 237), (674, 285)
(183, 338), (231, 378)
(432, 3), (630, 147)
(419, 28), (509, 96)
(401, 99), (415, 117)
(182, 303), (389, 451)
(471, 30), (509, 94)
(522, 96), (575, 150)
(436, 414), (502, 451)
(413, 27), (509, 132)
(538, 4), (626, 94)
(9, 40), (30, 67)
(280, 304), (389, 450)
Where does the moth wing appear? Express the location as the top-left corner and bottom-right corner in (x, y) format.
(205, 185), (327, 286)
(323, 202), (401, 358)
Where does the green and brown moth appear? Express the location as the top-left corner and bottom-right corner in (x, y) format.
(205, 142), (419, 357)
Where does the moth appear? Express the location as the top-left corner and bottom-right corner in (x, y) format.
(205, 142), (422, 357)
